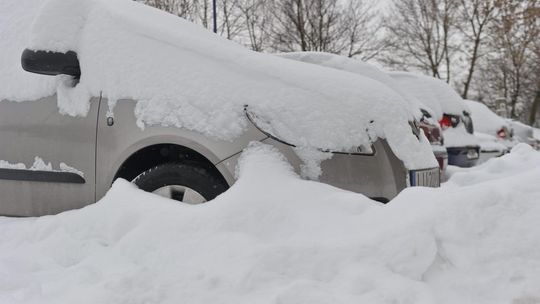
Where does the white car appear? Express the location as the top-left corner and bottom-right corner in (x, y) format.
(464, 100), (516, 149)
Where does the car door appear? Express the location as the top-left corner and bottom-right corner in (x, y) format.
(0, 94), (100, 216)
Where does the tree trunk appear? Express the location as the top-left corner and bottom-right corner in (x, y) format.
(510, 74), (521, 118)
(461, 36), (481, 99)
(529, 89), (540, 126)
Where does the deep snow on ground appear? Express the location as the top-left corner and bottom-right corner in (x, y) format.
(1, 143), (540, 304)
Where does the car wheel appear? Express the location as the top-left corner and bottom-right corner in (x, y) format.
(132, 162), (228, 204)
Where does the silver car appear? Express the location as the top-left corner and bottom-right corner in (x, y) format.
(0, 49), (439, 217)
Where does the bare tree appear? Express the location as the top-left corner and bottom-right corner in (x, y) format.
(218, 0), (244, 39)
(235, 0), (274, 51)
(456, 0), (497, 99)
(383, 0), (458, 82)
(490, 0), (538, 118)
(269, 0), (384, 59)
(526, 18), (540, 125)
(341, 0), (385, 60)
(142, 0), (199, 20)
(271, 0), (343, 52)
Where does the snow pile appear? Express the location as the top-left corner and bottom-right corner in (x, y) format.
(23, 0), (435, 170)
(389, 72), (467, 119)
(1, 143), (540, 304)
(0, 0), (57, 101)
(444, 143), (539, 186)
(277, 52), (427, 119)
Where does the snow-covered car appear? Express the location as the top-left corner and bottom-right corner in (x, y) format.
(463, 99), (516, 163)
(464, 100), (515, 148)
(389, 72), (480, 167)
(277, 52), (448, 174)
(0, 0), (439, 216)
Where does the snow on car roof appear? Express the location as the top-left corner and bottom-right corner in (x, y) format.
(389, 72), (467, 119)
(24, 0), (435, 169)
(277, 52), (436, 119)
(464, 100), (509, 136)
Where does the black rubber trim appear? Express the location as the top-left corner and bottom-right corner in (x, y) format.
(0, 168), (85, 184)
(371, 197), (389, 204)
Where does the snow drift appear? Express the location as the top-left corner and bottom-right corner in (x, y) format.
(21, 0), (435, 169)
(1, 143), (539, 304)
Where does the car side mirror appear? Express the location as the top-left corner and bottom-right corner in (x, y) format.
(21, 49), (81, 78)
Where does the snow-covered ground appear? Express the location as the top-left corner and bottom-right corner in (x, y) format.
(1, 143), (539, 304)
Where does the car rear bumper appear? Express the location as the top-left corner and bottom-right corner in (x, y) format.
(447, 145), (480, 168)
(477, 149), (505, 165)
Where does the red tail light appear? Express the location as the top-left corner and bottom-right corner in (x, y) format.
(497, 128), (506, 139)
(439, 116), (452, 130)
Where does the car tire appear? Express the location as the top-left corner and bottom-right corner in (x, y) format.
(132, 162), (228, 203)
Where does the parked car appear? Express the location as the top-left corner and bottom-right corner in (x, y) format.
(0, 0), (439, 216)
(464, 100), (516, 149)
(463, 100), (516, 163)
(389, 72), (481, 167)
(277, 52), (448, 174)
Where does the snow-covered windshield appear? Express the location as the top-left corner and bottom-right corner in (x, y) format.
(20, 0), (436, 169)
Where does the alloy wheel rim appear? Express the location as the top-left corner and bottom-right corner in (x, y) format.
(153, 185), (206, 204)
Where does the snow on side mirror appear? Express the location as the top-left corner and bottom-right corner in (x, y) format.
(21, 49), (80, 78)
